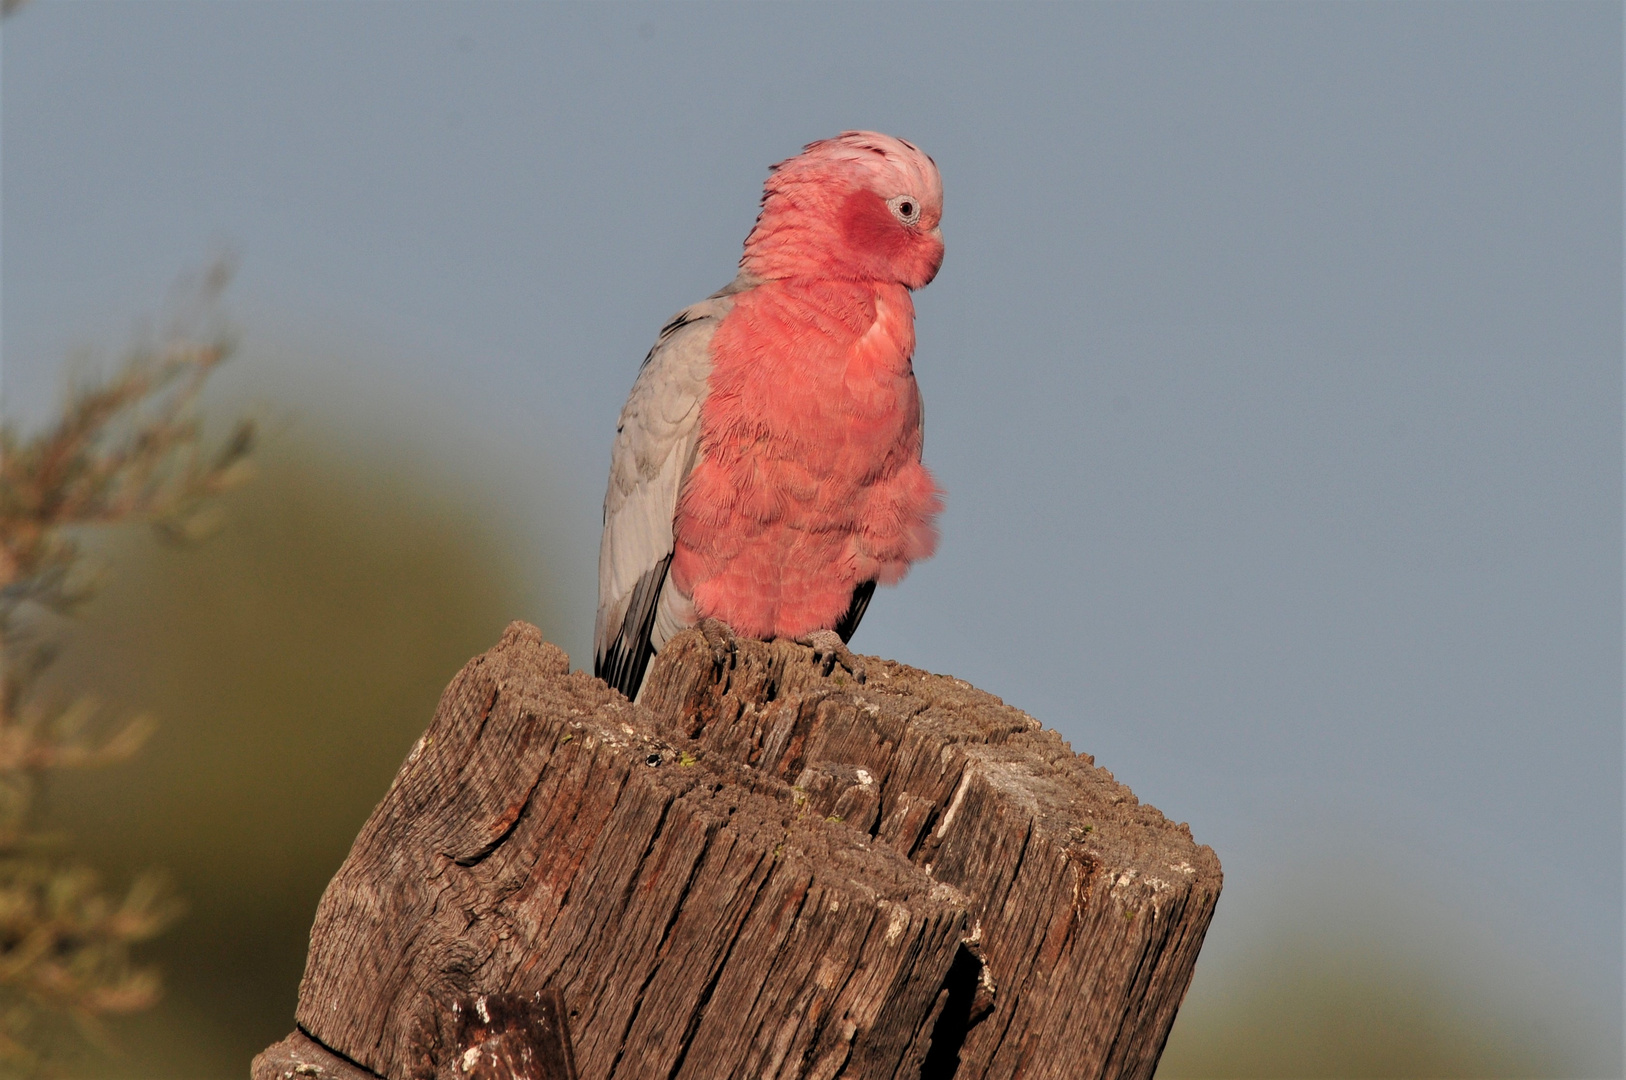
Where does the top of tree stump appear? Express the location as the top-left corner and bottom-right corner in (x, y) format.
(269, 623), (1220, 1080)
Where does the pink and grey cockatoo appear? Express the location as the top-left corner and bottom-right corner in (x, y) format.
(595, 131), (945, 700)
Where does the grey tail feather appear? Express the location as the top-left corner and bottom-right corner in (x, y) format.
(595, 556), (672, 700)
(834, 580), (876, 644)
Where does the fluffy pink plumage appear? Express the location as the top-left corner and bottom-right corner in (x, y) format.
(672, 133), (945, 638)
(595, 132), (945, 698)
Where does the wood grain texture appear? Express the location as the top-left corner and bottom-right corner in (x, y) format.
(270, 622), (1220, 1080)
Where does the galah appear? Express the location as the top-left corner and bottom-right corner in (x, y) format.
(595, 131), (945, 700)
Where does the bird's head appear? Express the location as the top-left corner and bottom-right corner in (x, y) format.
(741, 131), (944, 290)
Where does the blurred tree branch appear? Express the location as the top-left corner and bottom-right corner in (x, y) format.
(0, 261), (253, 1073)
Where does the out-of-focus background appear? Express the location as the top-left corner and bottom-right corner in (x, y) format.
(2, 3), (1620, 1077)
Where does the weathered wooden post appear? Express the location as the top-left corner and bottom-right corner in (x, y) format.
(253, 622), (1220, 1080)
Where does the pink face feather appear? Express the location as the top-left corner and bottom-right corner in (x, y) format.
(668, 132), (946, 640)
(740, 132), (946, 288)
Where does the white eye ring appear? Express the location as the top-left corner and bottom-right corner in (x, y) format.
(887, 194), (922, 227)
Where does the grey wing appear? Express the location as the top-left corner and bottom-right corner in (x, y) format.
(595, 294), (733, 699)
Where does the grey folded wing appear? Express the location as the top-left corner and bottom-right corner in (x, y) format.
(594, 291), (737, 699)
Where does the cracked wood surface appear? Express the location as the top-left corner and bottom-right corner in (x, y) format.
(260, 622), (1220, 1080)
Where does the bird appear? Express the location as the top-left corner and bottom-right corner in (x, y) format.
(595, 131), (945, 701)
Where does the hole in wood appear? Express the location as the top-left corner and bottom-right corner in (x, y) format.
(919, 942), (994, 1080)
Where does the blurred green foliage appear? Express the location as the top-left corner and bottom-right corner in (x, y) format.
(38, 418), (536, 1078)
(0, 267), (251, 1075)
(1157, 894), (1593, 1079)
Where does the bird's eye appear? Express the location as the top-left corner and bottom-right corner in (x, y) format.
(887, 194), (921, 226)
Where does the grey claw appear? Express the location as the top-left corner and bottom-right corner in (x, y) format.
(797, 629), (865, 684)
(697, 617), (737, 670)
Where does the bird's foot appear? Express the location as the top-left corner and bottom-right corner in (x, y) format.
(796, 629), (866, 684)
(697, 617), (738, 671)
